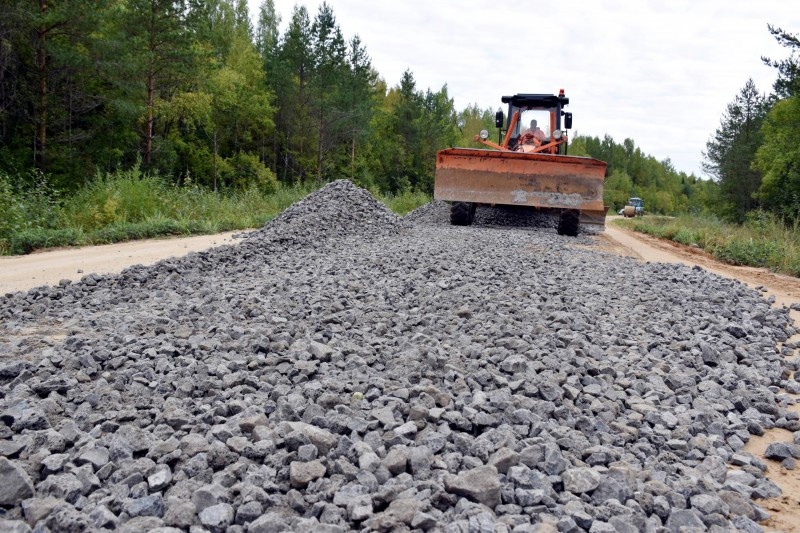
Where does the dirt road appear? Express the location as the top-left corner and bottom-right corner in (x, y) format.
(1, 220), (798, 529)
(0, 232), (243, 295)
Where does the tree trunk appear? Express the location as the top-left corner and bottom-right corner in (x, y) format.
(213, 129), (218, 191)
(36, 0), (48, 168)
(351, 133), (355, 179)
(144, 72), (155, 165)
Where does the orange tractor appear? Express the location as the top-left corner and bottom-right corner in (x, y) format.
(434, 90), (608, 236)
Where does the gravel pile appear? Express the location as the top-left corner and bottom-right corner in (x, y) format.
(1, 180), (799, 532)
(250, 180), (401, 246)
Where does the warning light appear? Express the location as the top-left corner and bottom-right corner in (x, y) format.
(559, 88), (565, 96)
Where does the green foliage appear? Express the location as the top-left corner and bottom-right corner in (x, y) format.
(762, 24), (800, 98)
(754, 95), (800, 220)
(702, 79), (769, 222)
(456, 105), (496, 148)
(573, 134), (707, 215)
(0, 165), (429, 256)
(714, 239), (781, 267)
(378, 190), (431, 215)
(1, 166), (317, 255)
(59, 165), (172, 230)
(0, 170), (62, 253)
(9, 228), (84, 255)
(220, 152), (278, 191)
(603, 169), (634, 211)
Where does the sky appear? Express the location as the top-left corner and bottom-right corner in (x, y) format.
(249, 0), (800, 178)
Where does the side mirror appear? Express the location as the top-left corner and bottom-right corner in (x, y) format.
(495, 110), (504, 129)
(564, 112), (573, 130)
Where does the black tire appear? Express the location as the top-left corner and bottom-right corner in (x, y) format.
(557, 209), (580, 237)
(450, 202), (475, 226)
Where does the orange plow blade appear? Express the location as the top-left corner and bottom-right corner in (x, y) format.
(434, 148), (608, 228)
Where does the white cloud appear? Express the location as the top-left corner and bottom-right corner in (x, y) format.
(252, 0), (800, 177)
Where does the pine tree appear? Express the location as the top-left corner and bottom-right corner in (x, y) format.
(762, 24), (800, 98)
(702, 79), (768, 221)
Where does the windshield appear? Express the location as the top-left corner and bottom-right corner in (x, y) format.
(515, 108), (552, 138)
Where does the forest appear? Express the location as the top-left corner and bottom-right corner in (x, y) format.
(0, 1), (798, 240)
(0, 0), (467, 195)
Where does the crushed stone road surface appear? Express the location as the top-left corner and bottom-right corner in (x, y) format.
(1, 185), (799, 532)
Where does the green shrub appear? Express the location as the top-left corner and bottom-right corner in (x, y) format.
(1, 171), (431, 256)
(714, 238), (781, 267)
(0, 169), (61, 237)
(9, 228), (83, 255)
(59, 163), (170, 230)
(220, 151), (278, 191)
(380, 189), (431, 215)
(673, 228), (699, 246)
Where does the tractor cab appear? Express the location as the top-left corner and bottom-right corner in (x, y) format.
(493, 90), (573, 154)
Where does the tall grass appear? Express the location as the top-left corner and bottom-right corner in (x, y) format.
(616, 212), (800, 277)
(0, 166), (318, 255)
(378, 189), (431, 215)
(0, 166), (431, 256)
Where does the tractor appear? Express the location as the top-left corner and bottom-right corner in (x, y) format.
(434, 90), (608, 236)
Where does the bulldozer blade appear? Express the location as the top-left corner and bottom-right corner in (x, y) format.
(434, 148), (608, 227)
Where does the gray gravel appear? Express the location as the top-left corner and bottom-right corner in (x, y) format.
(0, 179), (798, 532)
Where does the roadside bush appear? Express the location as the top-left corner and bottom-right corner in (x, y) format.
(60, 164), (170, 230)
(380, 189), (431, 215)
(0, 172), (425, 256)
(9, 227), (84, 255)
(0, 170), (62, 253)
(673, 228), (700, 247)
(220, 151), (278, 191)
(713, 238), (782, 267)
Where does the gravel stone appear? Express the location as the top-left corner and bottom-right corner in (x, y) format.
(0, 458), (34, 505)
(289, 460), (326, 488)
(45, 506), (91, 532)
(562, 467), (601, 494)
(235, 500), (263, 525)
(0, 520), (31, 533)
(383, 445), (408, 475)
(21, 496), (63, 525)
(191, 483), (229, 511)
(764, 441), (799, 460)
(198, 502), (234, 529)
(126, 493), (164, 518)
(445, 465), (501, 508)
(147, 464), (173, 491)
(665, 508), (706, 530)
(75, 446), (110, 470)
(163, 500), (197, 528)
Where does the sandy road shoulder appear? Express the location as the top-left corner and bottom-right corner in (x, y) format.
(0, 231), (244, 294)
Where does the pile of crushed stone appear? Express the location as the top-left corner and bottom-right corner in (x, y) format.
(249, 180), (401, 246)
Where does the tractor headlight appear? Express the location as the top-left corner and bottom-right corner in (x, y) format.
(552, 129), (563, 139)
(479, 129), (489, 140)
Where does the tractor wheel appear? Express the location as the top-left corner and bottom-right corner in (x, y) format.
(450, 202), (475, 226)
(557, 209), (580, 237)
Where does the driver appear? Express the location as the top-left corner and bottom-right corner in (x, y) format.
(523, 119), (545, 141)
